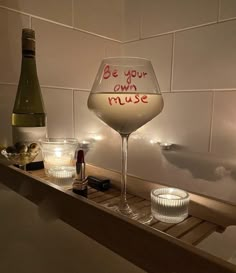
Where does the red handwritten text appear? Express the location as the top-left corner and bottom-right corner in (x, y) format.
(114, 84), (137, 92)
(102, 65), (148, 92)
(108, 94), (148, 106)
(103, 65), (118, 79)
(124, 70), (147, 84)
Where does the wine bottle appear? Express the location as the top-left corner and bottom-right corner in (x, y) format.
(12, 28), (47, 170)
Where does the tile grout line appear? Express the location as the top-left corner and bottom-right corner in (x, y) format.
(72, 89), (76, 138)
(71, 0), (74, 28)
(123, 17), (236, 45)
(0, 5), (73, 29)
(1, 4), (236, 45)
(0, 5), (121, 43)
(1, 82), (236, 94)
(208, 91), (215, 153)
(170, 33), (175, 92)
(123, 21), (219, 44)
(138, 1), (142, 40)
(217, 0), (221, 22)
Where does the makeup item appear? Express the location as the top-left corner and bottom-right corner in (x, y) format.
(72, 150), (88, 197)
(72, 178), (88, 197)
(87, 176), (110, 191)
(76, 149), (86, 180)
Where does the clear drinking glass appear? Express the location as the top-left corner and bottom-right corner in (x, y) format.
(87, 57), (164, 219)
(39, 138), (78, 176)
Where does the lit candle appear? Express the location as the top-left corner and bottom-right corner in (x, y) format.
(40, 138), (78, 177)
(48, 166), (75, 177)
(151, 187), (189, 224)
(44, 150), (73, 170)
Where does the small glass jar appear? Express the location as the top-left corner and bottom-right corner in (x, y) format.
(151, 187), (189, 224)
(39, 138), (78, 177)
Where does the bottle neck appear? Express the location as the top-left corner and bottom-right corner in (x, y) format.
(20, 54), (38, 78)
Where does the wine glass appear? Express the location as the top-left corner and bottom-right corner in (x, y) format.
(87, 57), (164, 219)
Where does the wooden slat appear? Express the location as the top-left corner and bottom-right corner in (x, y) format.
(151, 221), (176, 232)
(88, 190), (107, 199)
(88, 187), (98, 194)
(166, 217), (203, 238)
(180, 221), (217, 245)
(131, 199), (150, 209)
(92, 190), (120, 203)
(99, 193), (134, 206)
(127, 196), (144, 205)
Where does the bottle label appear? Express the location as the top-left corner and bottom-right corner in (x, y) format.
(12, 126), (47, 162)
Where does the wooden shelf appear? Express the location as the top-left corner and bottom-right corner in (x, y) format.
(1, 163), (236, 273)
(29, 168), (221, 246)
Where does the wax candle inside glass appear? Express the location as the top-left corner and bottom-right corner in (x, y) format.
(151, 188), (189, 223)
(39, 138), (78, 177)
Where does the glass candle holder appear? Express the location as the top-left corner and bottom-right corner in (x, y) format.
(39, 138), (78, 177)
(151, 187), (189, 224)
(48, 166), (76, 187)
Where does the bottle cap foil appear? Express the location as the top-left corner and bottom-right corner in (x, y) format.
(22, 28), (35, 54)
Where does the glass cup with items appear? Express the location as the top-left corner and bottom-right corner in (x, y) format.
(1, 142), (40, 170)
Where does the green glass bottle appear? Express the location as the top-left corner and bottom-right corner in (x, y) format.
(12, 28), (47, 170)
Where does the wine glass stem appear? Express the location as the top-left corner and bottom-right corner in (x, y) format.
(119, 134), (131, 213)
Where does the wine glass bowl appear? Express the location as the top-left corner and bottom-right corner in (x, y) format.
(1, 149), (39, 167)
(87, 57), (164, 219)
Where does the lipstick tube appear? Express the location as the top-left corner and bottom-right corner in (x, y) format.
(73, 150), (87, 197)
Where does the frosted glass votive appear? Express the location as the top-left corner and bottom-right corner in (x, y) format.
(39, 138), (78, 176)
(151, 187), (189, 224)
(48, 166), (76, 187)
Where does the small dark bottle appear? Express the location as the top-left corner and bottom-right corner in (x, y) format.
(72, 150), (87, 197)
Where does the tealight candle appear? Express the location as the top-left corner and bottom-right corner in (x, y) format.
(48, 166), (76, 187)
(39, 138), (78, 176)
(151, 187), (189, 223)
(43, 154), (72, 171)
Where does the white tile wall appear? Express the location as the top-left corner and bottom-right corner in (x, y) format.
(140, 0), (218, 38)
(123, 34), (173, 91)
(73, 0), (122, 41)
(140, 92), (213, 153)
(32, 18), (120, 90)
(73, 90), (121, 170)
(211, 91), (236, 156)
(1, 0), (236, 204)
(0, 8), (29, 84)
(42, 88), (74, 138)
(220, 0), (236, 21)
(0, 0), (73, 26)
(173, 20), (236, 91)
(122, 0), (140, 41)
(0, 84), (17, 147)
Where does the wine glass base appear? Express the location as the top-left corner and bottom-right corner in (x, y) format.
(103, 202), (153, 224)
